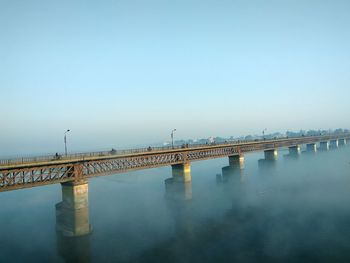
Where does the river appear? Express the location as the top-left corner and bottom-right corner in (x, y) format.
(1, 145), (350, 262)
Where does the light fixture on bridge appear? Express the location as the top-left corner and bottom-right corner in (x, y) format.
(64, 129), (70, 156)
(262, 128), (267, 140)
(171, 129), (176, 149)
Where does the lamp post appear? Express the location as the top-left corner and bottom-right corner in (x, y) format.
(64, 129), (70, 156)
(171, 129), (176, 149)
(262, 128), (267, 140)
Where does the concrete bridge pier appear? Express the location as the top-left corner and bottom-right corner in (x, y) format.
(258, 149), (278, 168)
(172, 163), (191, 183)
(306, 143), (317, 153)
(264, 149), (278, 161)
(228, 154), (245, 170)
(56, 180), (92, 237)
(320, 141), (329, 151)
(338, 138), (347, 146)
(330, 139), (339, 149)
(288, 145), (301, 157)
(167, 162), (193, 201)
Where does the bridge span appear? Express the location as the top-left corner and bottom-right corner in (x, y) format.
(0, 133), (349, 193)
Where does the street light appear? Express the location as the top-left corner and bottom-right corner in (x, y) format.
(64, 129), (70, 156)
(262, 128), (267, 140)
(171, 129), (176, 149)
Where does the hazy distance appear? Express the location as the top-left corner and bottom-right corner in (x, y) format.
(1, 0), (350, 155)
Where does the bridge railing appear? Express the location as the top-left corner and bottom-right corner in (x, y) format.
(0, 142), (225, 166)
(0, 133), (348, 166)
(0, 140), (259, 166)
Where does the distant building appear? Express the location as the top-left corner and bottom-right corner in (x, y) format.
(208, 137), (215, 144)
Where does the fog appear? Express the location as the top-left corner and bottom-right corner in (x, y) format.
(1, 145), (350, 262)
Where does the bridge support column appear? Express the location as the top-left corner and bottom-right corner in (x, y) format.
(289, 145), (301, 156)
(306, 143), (317, 153)
(264, 149), (278, 161)
(330, 139), (339, 149)
(320, 141), (329, 151)
(228, 154), (244, 169)
(338, 138), (347, 146)
(172, 163), (191, 183)
(56, 180), (92, 237)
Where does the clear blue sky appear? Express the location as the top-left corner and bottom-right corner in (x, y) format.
(1, 0), (350, 156)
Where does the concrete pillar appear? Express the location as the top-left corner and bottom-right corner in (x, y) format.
(172, 163), (191, 183)
(306, 143), (317, 153)
(320, 141), (329, 151)
(264, 149), (278, 161)
(165, 178), (192, 201)
(56, 180), (92, 237)
(338, 138), (347, 146)
(289, 145), (301, 156)
(330, 139), (339, 149)
(228, 154), (245, 169)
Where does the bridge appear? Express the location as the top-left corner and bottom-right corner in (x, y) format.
(1, 133), (349, 193)
(1, 132), (349, 237)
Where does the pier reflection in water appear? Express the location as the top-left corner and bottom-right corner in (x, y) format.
(136, 160), (252, 262)
(56, 234), (91, 263)
(164, 178), (194, 240)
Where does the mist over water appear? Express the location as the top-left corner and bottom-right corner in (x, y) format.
(1, 146), (350, 263)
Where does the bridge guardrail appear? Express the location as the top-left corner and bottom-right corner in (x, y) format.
(0, 143), (209, 166)
(0, 133), (349, 167)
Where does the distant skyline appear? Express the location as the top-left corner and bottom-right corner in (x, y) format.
(1, 0), (350, 156)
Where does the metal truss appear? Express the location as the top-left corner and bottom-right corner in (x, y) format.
(82, 152), (184, 177)
(0, 164), (75, 191)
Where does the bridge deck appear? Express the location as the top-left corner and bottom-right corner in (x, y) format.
(0, 137), (299, 169)
(0, 134), (349, 192)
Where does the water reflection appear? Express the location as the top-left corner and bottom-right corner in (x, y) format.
(164, 178), (192, 201)
(143, 165), (253, 263)
(258, 158), (277, 169)
(164, 177), (195, 243)
(56, 234), (91, 263)
(221, 165), (244, 184)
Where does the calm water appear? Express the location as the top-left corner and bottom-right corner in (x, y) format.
(1, 146), (350, 263)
